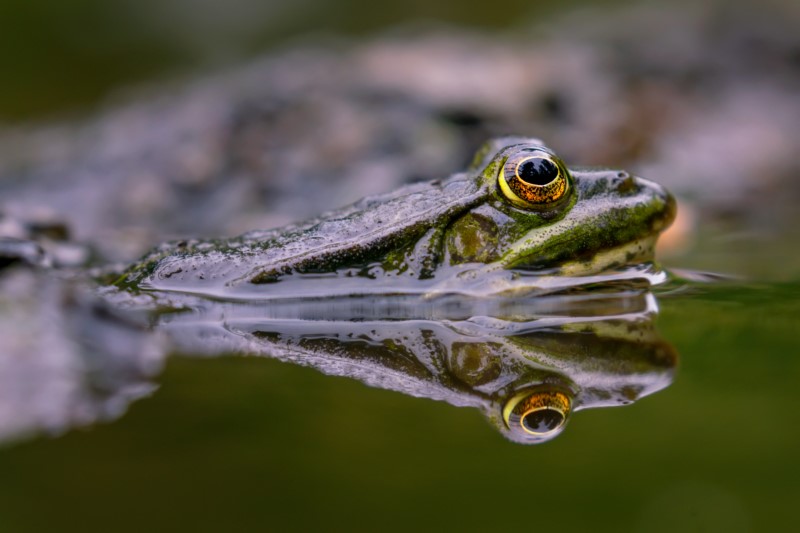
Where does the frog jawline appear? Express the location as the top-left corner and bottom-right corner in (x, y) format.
(548, 235), (658, 277)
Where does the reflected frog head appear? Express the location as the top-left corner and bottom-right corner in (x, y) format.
(440, 315), (678, 444)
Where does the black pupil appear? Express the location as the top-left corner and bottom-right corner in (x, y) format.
(518, 158), (558, 186)
(522, 409), (564, 433)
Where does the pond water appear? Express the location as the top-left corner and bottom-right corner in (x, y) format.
(0, 263), (797, 532)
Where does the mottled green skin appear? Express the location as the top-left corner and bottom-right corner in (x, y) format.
(118, 137), (675, 291)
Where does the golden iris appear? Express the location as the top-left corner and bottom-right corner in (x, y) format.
(498, 149), (570, 209)
(503, 388), (572, 437)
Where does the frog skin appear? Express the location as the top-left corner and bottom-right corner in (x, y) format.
(117, 137), (675, 296)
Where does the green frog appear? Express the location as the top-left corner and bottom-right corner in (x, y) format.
(117, 137), (675, 297)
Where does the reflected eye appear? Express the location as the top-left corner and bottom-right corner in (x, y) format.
(498, 150), (571, 209)
(503, 388), (572, 441)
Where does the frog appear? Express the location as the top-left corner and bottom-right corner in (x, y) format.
(116, 136), (676, 298)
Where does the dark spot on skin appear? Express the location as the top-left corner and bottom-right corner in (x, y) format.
(251, 269), (282, 283)
(163, 268), (182, 278)
(251, 331), (282, 342)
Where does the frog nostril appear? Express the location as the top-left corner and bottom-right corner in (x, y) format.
(614, 172), (638, 194)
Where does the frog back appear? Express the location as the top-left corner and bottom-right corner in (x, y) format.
(123, 172), (485, 290)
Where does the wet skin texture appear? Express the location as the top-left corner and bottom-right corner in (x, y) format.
(118, 137), (676, 291)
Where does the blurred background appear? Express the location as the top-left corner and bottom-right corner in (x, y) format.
(1, 0), (799, 531)
(0, 0), (635, 122)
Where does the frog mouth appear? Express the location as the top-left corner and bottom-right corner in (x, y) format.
(544, 235), (659, 277)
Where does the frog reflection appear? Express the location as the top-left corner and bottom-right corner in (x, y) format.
(159, 291), (677, 444)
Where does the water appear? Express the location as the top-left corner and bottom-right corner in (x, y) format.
(0, 272), (797, 532)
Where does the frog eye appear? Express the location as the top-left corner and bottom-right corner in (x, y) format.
(498, 150), (571, 209)
(502, 388), (572, 441)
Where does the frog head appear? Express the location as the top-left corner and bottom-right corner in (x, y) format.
(446, 137), (676, 275)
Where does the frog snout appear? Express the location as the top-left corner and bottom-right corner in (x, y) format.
(635, 175), (678, 231)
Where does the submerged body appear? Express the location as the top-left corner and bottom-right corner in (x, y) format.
(119, 137), (675, 294)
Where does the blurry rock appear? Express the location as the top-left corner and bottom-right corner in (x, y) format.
(0, 211), (89, 268)
(0, 268), (165, 445)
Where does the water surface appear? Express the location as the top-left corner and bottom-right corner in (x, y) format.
(0, 273), (797, 532)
